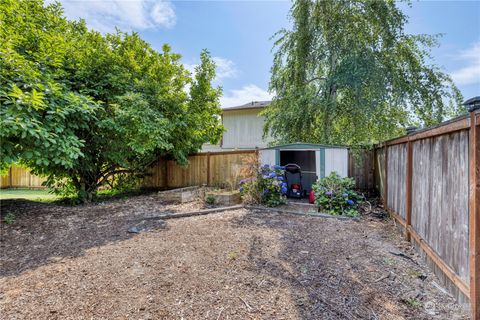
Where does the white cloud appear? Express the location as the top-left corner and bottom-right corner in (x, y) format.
(48, 0), (176, 33)
(451, 42), (480, 86)
(220, 84), (273, 108)
(212, 57), (238, 80)
(184, 57), (238, 81)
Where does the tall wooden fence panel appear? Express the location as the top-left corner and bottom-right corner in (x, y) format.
(143, 150), (256, 189)
(411, 131), (470, 299)
(0, 166), (46, 189)
(375, 109), (480, 318)
(348, 149), (375, 191)
(387, 144), (407, 219)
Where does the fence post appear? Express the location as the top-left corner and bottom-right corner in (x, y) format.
(207, 152), (211, 186)
(9, 166), (12, 188)
(469, 109), (480, 320)
(384, 145), (388, 211)
(405, 140), (413, 242)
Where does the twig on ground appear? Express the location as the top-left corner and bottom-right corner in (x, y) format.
(373, 272), (391, 283)
(389, 250), (417, 264)
(216, 307), (224, 320)
(238, 296), (253, 311)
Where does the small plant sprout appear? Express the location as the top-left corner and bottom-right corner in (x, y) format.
(3, 212), (16, 225)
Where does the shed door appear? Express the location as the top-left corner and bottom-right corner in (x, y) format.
(325, 148), (348, 177)
(259, 149), (276, 166)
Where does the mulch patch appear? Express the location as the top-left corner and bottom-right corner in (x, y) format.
(0, 194), (469, 319)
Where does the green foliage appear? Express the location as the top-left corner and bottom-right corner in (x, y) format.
(3, 212), (16, 225)
(264, 0), (463, 146)
(205, 195), (216, 205)
(312, 172), (363, 217)
(0, 0), (224, 201)
(240, 165), (287, 207)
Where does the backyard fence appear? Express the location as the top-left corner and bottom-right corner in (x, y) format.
(143, 150), (257, 189)
(375, 108), (480, 317)
(348, 148), (375, 191)
(0, 166), (46, 189)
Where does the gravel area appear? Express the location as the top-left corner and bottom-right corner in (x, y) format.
(0, 195), (469, 319)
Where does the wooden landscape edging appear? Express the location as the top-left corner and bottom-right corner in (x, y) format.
(244, 205), (360, 221)
(379, 109), (480, 318)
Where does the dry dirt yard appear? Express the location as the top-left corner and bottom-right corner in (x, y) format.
(0, 194), (469, 320)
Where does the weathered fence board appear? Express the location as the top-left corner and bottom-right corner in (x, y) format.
(348, 149), (375, 191)
(376, 109), (480, 316)
(387, 144), (407, 219)
(411, 130), (470, 300)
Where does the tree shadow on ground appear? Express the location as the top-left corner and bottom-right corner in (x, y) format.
(0, 196), (195, 278)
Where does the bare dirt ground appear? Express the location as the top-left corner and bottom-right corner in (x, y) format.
(0, 194), (469, 319)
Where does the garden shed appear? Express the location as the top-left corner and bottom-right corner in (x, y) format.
(259, 143), (349, 192)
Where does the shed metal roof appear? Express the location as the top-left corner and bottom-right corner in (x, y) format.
(262, 142), (348, 150)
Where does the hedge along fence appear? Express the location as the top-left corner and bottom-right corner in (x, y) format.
(376, 108), (480, 318)
(143, 150), (257, 189)
(0, 166), (47, 189)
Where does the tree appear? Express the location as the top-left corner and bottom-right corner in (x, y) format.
(264, 0), (463, 146)
(0, 0), (223, 200)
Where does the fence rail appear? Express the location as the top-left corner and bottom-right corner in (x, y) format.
(375, 109), (479, 318)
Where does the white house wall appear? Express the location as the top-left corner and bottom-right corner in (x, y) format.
(221, 109), (271, 149)
(325, 148), (348, 177)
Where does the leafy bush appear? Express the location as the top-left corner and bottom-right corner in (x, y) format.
(240, 164), (287, 207)
(205, 195), (216, 205)
(312, 172), (363, 217)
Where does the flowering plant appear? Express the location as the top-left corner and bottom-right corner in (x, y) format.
(312, 172), (363, 217)
(240, 164), (287, 207)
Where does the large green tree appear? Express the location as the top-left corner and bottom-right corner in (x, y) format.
(264, 0), (463, 145)
(0, 0), (223, 200)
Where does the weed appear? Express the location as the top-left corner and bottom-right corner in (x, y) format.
(402, 297), (421, 308)
(3, 212), (15, 225)
(205, 195), (216, 205)
(228, 251), (238, 260)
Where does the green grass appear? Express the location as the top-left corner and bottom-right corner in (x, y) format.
(0, 188), (58, 202)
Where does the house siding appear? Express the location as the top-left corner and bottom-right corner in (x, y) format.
(221, 109), (271, 149)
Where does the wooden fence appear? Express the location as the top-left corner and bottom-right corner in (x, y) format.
(348, 148), (375, 191)
(143, 150), (257, 189)
(0, 166), (46, 189)
(375, 108), (480, 317)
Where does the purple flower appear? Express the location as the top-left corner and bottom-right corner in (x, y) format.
(268, 172), (276, 178)
(346, 199), (354, 205)
(342, 193), (348, 198)
(276, 176), (284, 181)
(273, 165), (285, 170)
(240, 187), (244, 192)
(281, 186), (288, 194)
(239, 179), (246, 185)
(281, 182), (287, 188)
(263, 189), (269, 195)
(325, 191), (333, 196)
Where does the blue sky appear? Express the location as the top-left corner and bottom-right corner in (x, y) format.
(55, 0), (479, 108)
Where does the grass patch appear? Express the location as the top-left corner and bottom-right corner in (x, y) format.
(0, 188), (58, 202)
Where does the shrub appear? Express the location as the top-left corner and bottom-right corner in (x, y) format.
(240, 164), (287, 207)
(205, 195), (216, 205)
(312, 172), (363, 217)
